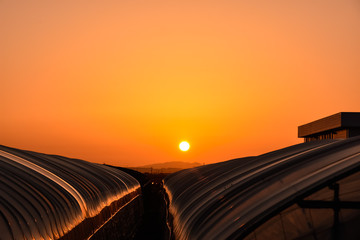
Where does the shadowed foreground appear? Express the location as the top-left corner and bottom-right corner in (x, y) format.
(106, 167), (171, 240)
(133, 173), (170, 240)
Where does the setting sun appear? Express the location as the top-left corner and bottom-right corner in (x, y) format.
(179, 141), (190, 152)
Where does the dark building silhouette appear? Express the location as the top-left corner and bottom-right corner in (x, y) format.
(298, 112), (360, 142)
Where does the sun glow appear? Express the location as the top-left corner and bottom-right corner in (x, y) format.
(179, 141), (190, 152)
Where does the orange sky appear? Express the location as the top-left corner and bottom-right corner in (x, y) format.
(1, 1), (360, 166)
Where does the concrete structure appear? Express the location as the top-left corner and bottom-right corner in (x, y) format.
(298, 112), (360, 142)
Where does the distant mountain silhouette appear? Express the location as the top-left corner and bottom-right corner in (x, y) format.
(138, 161), (202, 169)
(130, 161), (202, 174)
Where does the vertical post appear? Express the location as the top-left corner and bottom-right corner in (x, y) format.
(330, 183), (340, 240)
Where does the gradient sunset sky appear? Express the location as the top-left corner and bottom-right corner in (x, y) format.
(1, 1), (359, 166)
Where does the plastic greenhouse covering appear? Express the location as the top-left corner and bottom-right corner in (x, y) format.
(0, 145), (140, 240)
(164, 136), (360, 240)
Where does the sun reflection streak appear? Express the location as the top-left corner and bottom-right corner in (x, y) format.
(0, 148), (141, 239)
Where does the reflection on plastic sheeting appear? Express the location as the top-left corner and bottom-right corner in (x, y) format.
(164, 137), (360, 240)
(0, 145), (140, 240)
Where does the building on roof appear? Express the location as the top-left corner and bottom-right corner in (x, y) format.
(298, 112), (360, 142)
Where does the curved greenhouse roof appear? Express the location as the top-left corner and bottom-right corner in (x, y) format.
(0, 145), (140, 240)
(164, 136), (360, 240)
